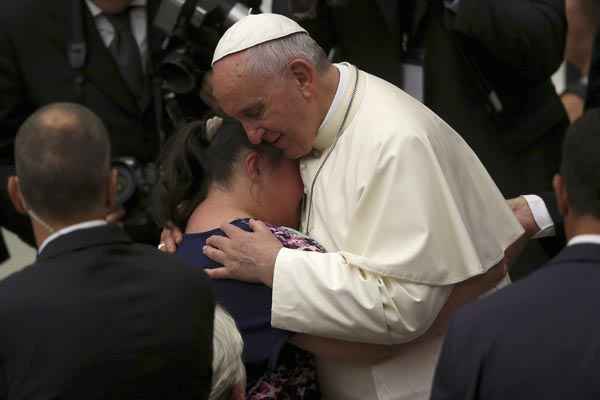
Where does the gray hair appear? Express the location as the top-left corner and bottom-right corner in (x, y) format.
(242, 32), (329, 77)
(209, 306), (246, 400)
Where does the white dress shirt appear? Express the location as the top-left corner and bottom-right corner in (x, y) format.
(567, 234), (600, 246)
(85, 0), (148, 71)
(523, 194), (556, 238)
(39, 220), (108, 254)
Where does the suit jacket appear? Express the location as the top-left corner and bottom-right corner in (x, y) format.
(431, 242), (600, 400)
(277, 0), (569, 198)
(0, 224), (215, 400)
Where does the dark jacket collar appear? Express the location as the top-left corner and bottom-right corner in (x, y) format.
(546, 243), (600, 268)
(37, 224), (133, 262)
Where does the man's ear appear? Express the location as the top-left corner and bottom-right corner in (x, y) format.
(288, 58), (316, 99)
(7, 176), (27, 215)
(106, 168), (118, 211)
(553, 174), (569, 217)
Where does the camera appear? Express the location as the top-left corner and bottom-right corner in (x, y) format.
(104, 0), (254, 242)
(112, 157), (160, 241)
(153, 0), (254, 128)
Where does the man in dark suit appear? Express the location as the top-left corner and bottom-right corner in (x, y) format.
(1, 103), (215, 399)
(430, 108), (600, 400)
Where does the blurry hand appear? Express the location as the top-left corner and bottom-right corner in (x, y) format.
(504, 196), (540, 266)
(158, 222), (183, 253)
(508, 196), (540, 237)
(203, 219), (283, 287)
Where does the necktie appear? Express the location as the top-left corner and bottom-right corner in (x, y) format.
(105, 10), (145, 100)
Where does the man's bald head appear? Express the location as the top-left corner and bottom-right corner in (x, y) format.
(15, 103), (111, 222)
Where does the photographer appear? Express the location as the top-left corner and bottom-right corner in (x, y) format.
(0, 0), (165, 252)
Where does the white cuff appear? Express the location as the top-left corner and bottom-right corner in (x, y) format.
(523, 195), (556, 238)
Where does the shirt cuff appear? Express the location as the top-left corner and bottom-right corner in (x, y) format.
(523, 195), (556, 238)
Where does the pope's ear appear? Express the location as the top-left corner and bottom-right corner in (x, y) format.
(7, 176), (27, 215)
(287, 58), (316, 98)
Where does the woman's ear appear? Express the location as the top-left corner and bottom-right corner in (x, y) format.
(243, 151), (261, 182)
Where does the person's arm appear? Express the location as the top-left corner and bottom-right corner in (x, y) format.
(447, 0), (566, 81)
(288, 259), (506, 363)
(272, 249), (508, 344)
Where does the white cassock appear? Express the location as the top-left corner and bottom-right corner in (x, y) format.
(271, 63), (524, 400)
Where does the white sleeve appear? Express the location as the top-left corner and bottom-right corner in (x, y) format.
(523, 195), (556, 238)
(271, 248), (453, 345)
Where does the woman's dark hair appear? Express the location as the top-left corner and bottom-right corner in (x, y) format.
(158, 117), (283, 229)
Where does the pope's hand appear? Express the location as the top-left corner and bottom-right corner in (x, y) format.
(504, 196), (541, 266)
(204, 219), (283, 287)
(508, 196), (541, 237)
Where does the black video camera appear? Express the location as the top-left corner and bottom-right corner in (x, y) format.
(111, 157), (159, 241)
(153, 0), (255, 129)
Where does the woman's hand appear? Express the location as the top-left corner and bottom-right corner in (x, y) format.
(158, 222), (183, 253)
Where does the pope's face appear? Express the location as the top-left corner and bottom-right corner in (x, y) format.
(212, 55), (318, 159)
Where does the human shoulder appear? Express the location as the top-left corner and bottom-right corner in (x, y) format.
(352, 70), (441, 149)
(132, 243), (212, 290)
(0, 259), (48, 316)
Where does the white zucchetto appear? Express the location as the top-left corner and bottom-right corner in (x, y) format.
(211, 13), (307, 65)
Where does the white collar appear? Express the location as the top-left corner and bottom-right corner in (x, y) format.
(567, 234), (600, 247)
(85, 0), (147, 17)
(39, 220), (108, 254)
(318, 63), (350, 133)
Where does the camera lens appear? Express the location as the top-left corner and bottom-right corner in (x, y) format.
(114, 163), (137, 205)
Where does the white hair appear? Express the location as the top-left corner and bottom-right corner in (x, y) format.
(242, 32), (330, 77)
(209, 306), (246, 400)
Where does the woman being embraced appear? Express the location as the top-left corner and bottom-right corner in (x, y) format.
(159, 116), (346, 398)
